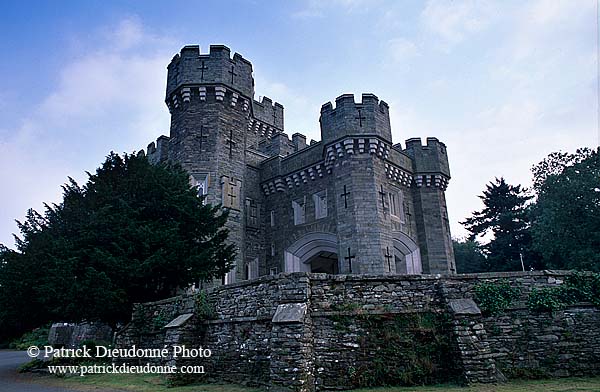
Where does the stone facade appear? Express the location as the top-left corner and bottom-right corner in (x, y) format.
(144, 45), (456, 283)
(116, 271), (600, 391)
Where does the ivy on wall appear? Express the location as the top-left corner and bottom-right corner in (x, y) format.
(329, 310), (460, 388)
(474, 281), (520, 315)
(528, 272), (600, 312)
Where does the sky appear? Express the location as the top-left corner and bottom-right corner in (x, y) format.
(0, 0), (598, 249)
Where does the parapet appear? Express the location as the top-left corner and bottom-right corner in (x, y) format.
(253, 96), (284, 130)
(404, 137), (450, 179)
(147, 135), (170, 165)
(166, 45), (254, 100)
(319, 93), (391, 145)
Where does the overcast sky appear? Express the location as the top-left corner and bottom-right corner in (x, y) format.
(0, 0), (598, 248)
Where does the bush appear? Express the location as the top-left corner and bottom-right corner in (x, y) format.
(10, 324), (51, 350)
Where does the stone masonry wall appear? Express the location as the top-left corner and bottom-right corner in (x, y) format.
(116, 271), (600, 391)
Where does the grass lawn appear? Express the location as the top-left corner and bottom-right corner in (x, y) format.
(354, 377), (600, 392)
(37, 373), (262, 392)
(38, 374), (600, 392)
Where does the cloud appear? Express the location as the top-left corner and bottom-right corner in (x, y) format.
(420, 0), (496, 49)
(0, 18), (175, 248)
(253, 74), (319, 140)
(292, 0), (381, 19)
(385, 38), (419, 67)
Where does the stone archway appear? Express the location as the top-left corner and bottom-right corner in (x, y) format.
(393, 232), (422, 275)
(284, 232), (339, 273)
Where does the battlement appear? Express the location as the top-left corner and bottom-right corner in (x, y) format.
(404, 137), (450, 178)
(253, 96), (284, 130)
(166, 45), (254, 100)
(146, 135), (170, 165)
(258, 131), (308, 157)
(320, 93), (391, 144)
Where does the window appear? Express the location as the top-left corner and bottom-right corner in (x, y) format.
(190, 174), (209, 204)
(271, 243), (276, 256)
(292, 197), (306, 225)
(270, 210), (275, 227)
(313, 191), (328, 219)
(389, 190), (406, 223)
(246, 258), (259, 280)
(269, 267), (278, 275)
(223, 265), (236, 285)
(245, 198), (259, 228)
(389, 192), (399, 217)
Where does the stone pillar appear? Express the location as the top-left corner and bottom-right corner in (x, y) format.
(447, 298), (499, 384)
(270, 303), (315, 391)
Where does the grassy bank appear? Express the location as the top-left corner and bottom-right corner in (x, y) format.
(37, 374), (600, 392)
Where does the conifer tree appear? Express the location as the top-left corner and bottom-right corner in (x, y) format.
(0, 152), (235, 342)
(461, 178), (538, 271)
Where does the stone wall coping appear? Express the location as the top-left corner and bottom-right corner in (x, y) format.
(131, 270), (581, 309)
(450, 270), (577, 279)
(134, 294), (188, 307)
(129, 270), (585, 315)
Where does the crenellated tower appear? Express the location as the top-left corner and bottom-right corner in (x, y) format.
(145, 45), (455, 284)
(405, 137), (455, 274)
(320, 93), (391, 144)
(153, 45), (287, 284)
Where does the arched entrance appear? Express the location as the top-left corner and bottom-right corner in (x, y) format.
(284, 232), (339, 273)
(393, 232), (422, 275)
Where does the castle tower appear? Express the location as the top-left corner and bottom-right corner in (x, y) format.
(316, 93), (454, 275)
(405, 138), (456, 274)
(160, 45), (278, 284)
(319, 94), (409, 274)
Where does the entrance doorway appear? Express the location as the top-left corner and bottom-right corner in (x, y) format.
(307, 251), (339, 274)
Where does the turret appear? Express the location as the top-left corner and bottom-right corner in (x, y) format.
(166, 45), (254, 101)
(404, 137), (450, 182)
(404, 137), (455, 274)
(253, 96), (284, 130)
(319, 93), (391, 145)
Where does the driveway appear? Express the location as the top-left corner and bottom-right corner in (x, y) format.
(0, 350), (120, 392)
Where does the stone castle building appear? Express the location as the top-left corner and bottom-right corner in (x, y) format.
(145, 45), (456, 283)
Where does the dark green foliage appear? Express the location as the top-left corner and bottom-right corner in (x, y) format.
(527, 287), (565, 313)
(530, 148), (600, 271)
(462, 178), (541, 272)
(452, 238), (487, 273)
(473, 281), (520, 315)
(194, 291), (216, 321)
(10, 324), (51, 350)
(0, 152), (235, 342)
(528, 272), (600, 312)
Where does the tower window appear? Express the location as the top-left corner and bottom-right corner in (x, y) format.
(313, 191), (327, 219)
(245, 198), (259, 228)
(270, 210), (275, 227)
(292, 197), (306, 225)
(389, 190), (406, 223)
(190, 174), (209, 204)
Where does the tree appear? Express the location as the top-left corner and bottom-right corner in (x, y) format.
(461, 177), (540, 271)
(452, 238), (487, 273)
(0, 152), (235, 342)
(531, 148), (600, 271)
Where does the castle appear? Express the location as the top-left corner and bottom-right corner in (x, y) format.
(145, 45), (456, 283)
